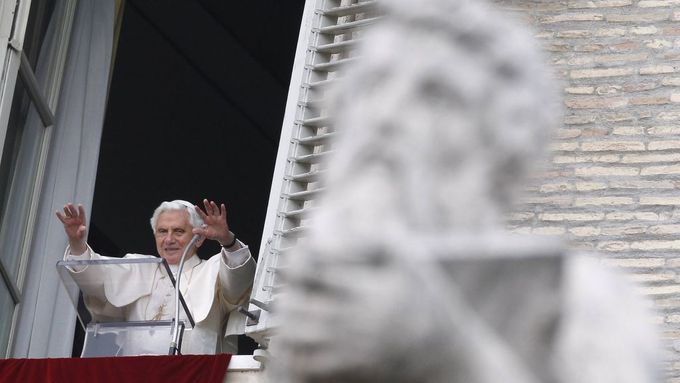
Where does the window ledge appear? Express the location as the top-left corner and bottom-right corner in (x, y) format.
(227, 355), (262, 371)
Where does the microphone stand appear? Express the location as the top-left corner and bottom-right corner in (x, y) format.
(169, 233), (200, 355)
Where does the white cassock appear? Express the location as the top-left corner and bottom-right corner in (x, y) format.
(64, 243), (256, 355)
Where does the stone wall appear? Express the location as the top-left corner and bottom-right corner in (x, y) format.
(494, 1), (680, 379)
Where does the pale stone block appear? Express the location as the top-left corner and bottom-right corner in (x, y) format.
(672, 93), (680, 102)
(508, 212), (534, 221)
(564, 115), (597, 125)
(534, 31), (554, 39)
(664, 258), (680, 267)
(565, 87), (594, 95)
(654, 297), (680, 308)
(609, 180), (676, 188)
(570, 67), (634, 79)
(640, 196), (680, 205)
(648, 140), (680, 150)
(557, 30), (592, 38)
(596, 53), (649, 63)
(575, 166), (639, 176)
(548, 43), (571, 52)
(612, 126), (645, 135)
(657, 111), (680, 120)
(631, 25), (659, 34)
(551, 154), (620, 164)
(641, 164), (680, 175)
(601, 257), (665, 267)
(575, 182), (608, 191)
(549, 142), (580, 151)
(622, 82), (659, 92)
(628, 273), (675, 282)
(541, 13), (604, 23)
(595, 27), (627, 37)
(639, 110), (653, 119)
(629, 96), (669, 105)
(569, 226), (601, 236)
(565, 97), (628, 109)
(607, 13), (669, 22)
(597, 241), (630, 251)
(533, 169), (575, 178)
(640, 65), (676, 75)
(574, 196), (634, 206)
(539, 182), (575, 193)
(646, 126), (680, 135)
(593, 154), (621, 162)
(646, 39), (673, 49)
(553, 155), (587, 164)
(540, 212), (605, 221)
(606, 211), (660, 220)
(583, 127), (610, 137)
(609, 41), (641, 52)
(638, 0), (680, 6)
(595, 85), (622, 95)
(532, 226), (566, 235)
(555, 128), (582, 138)
(603, 112), (635, 122)
(662, 77), (680, 86)
(631, 240), (680, 250)
(649, 224), (680, 234)
(601, 226), (647, 235)
(581, 141), (645, 151)
(568, 0), (632, 8)
(520, 195), (573, 205)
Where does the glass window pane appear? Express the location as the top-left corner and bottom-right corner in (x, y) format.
(0, 0), (60, 284)
(22, 0), (57, 71)
(0, 279), (15, 356)
(0, 74), (46, 281)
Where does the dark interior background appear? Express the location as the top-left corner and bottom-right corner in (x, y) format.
(90, 0), (304, 261)
(75, 0), (305, 356)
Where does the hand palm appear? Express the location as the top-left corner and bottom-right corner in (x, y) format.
(194, 199), (231, 243)
(64, 216), (86, 239)
(201, 210), (228, 240)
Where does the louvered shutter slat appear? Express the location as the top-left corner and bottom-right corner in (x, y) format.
(247, 0), (382, 348)
(284, 188), (324, 202)
(322, 1), (378, 17)
(315, 39), (360, 54)
(310, 57), (357, 72)
(295, 131), (336, 145)
(316, 17), (379, 35)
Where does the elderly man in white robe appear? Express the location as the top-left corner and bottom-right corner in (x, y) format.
(57, 199), (256, 355)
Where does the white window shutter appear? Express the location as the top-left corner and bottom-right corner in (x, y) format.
(246, 0), (379, 348)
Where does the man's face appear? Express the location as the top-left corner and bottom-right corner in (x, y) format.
(154, 210), (196, 265)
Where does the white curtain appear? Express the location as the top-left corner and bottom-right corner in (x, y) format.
(11, 0), (114, 357)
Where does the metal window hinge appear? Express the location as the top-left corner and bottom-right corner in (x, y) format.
(8, 38), (21, 51)
(238, 306), (261, 326)
(250, 298), (272, 312)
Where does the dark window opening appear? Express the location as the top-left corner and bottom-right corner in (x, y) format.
(71, 0), (305, 357)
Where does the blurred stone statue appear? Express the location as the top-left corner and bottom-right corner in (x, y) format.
(272, 0), (660, 382)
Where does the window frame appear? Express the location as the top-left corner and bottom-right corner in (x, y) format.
(0, 0), (77, 357)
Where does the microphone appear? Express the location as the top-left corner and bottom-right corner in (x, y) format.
(169, 230), (201, 355)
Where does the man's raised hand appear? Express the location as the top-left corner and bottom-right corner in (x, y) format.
(56, 203), (88, 255)
(193, 199), (239, 249)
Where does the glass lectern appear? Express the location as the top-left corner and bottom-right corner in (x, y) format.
(57, 257), (194, 357)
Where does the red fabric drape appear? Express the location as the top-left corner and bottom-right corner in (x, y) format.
(0, 354), (231, 383)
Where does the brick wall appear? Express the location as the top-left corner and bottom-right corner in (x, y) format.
(494, 0), (680, 379)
